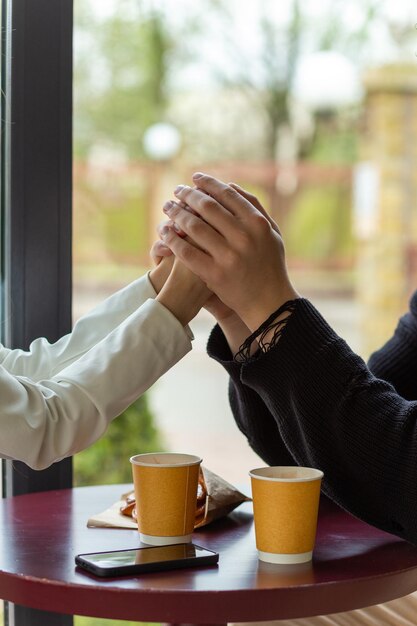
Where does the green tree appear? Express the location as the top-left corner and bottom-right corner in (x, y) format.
(74, 395), (165, 486)
(74, 3), (174, 159)
(74, 0), (205, 160)
(208, 0), (380, 161)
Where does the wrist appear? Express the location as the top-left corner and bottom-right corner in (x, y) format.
(149, 258), (173, 295)
(156, 289), (190, 326)
(239, 287), (300, 332)
(235, 298), (298, 361)
(215, 308), (241, 325)
(156, 283), (208, 327)
(217, 310), (247, 334)
(148, 266), (165, 295)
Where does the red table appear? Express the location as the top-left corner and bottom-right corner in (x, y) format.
(2, 484), (417, 624)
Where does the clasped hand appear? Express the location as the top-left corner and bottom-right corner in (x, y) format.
(151, 172), (298, 335)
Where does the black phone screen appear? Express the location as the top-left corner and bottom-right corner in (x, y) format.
(75, 543), (219, 576)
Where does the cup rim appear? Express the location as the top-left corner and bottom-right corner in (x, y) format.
(130, 452), (202, 468)
(249, 465), (324, 482)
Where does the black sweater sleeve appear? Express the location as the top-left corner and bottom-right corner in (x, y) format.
(208, 325), (296, 467)
(207, 299), (417, 545)
(368, 292), (417, 400)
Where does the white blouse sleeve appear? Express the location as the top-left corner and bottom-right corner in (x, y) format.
(0, 273), (157, 380)
(0, 299), (191, 470)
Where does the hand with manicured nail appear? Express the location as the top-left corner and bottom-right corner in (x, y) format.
(148, 210), (211, 326)
(150, 217), (250, 352)
(160, 172), (299, 332)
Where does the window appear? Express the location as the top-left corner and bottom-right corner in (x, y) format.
(71, 0), (367, 490)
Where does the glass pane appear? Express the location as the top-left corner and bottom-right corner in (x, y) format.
(72, 0), (415, 487)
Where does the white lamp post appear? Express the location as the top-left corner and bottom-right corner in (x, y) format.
(143, 122), (182, 162)
(142, 122), (182, 248)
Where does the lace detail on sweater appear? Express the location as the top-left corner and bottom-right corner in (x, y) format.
(235, 300), (298, 363)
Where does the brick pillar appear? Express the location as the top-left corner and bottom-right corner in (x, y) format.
(355, 64), (417, 357)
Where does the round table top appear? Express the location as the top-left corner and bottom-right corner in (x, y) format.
(1, 484), (417, 623)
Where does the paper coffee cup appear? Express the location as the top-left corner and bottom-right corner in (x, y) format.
(130, 453), (202, 545)
(249, 466), (323, 564)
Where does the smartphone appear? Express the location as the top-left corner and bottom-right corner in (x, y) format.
(75, 543), (219, 577)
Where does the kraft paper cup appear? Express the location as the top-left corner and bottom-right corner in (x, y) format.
(130, 452), (202, 546)
(249, 466), (323, 564)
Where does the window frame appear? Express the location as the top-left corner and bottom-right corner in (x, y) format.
(1, 0), (73, 624)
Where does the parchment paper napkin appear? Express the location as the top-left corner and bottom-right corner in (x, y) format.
(87, 466), (250, 529)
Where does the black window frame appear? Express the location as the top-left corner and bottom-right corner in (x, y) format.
(1, 1), (73, 625)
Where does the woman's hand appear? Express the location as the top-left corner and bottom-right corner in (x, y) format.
(150, 228), (209, 327)
(160, 173), (299, 332)
(152, 219), (251, 348)
(156, 257), (212, 327)
(148, 236), (175, 294)
(153, 220), (238, 324)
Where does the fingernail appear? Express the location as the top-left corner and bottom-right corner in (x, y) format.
(192, 172), (204, 179)
(163, 200), (174, 214)
(160, 225), (170, 237)
(174, 185), (186, 194)
(173, 222), (182, 234)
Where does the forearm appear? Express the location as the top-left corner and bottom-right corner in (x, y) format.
(1, 299), (191, 470)
(207, 323), (296, 467)
(0, 273), (157, 380)
(156, 283), (207, 327)
(229, 378), (296, 466)
(156, 258), (210, 326)
(368, 292), (417, 400)
(217, 314), (251, 356)
(238, 282), (299, 334)
(241, 298), (417, 544)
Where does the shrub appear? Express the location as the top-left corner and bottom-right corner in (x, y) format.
(74, 395), (165, 486)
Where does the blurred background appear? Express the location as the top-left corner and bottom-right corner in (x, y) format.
(72, 0), (417, 496)
(0, 2), (415, 626)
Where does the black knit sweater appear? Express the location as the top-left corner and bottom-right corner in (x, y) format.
(207, 294), (417, 544)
